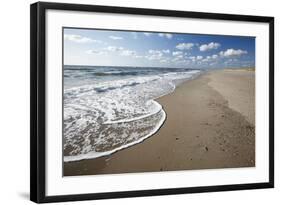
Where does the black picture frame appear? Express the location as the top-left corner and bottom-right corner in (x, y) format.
(30, 1), (274, 203)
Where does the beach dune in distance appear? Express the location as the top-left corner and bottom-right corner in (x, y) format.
(64, 69), (255, 176)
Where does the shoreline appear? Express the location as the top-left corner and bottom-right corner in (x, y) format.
(64, 69), (255, 176)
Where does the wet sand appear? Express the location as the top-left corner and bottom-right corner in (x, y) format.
(64, 69), (255, 176)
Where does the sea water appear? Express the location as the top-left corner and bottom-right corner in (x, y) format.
(64, 66), (200, 162)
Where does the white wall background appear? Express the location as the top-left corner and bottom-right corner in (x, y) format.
(0, 0), (279, 204)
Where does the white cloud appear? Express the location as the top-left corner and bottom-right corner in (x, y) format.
(147, 56), (161, 60)
(144, 32), (153, 37)
(201, 55), (214, 63)
(148, 50), (163, 56)
(172, 51), (183, 56)
(146, 50), (163, 60)
(199, 42), (220, 51)
(176, 43), (194, 50)
(212, 54), (218, 59)
(160, 59), (169, 63)
(209, 62), (218, 66)
(224, 58), (239, 65)
(131, 32), (138, 39)
(64, 34), (101, 43)
(162, 49), (170, 54)
(134, 55), (143, 59)
(102, 46), (137, 57)
(149, 50), (159, 53)
(109, 36), (123, 40)
(120, 49), (136, 56)
(219, 49), (248, 57)
(197, 55), (203, 60)
(102, 46), (138, 57)
(158, 33), (173, 39)
(165, 34), (173, 39)
(176, 55), (184, 59)
(189, 56), (196, 62)
(171, 58), (188, 65)
(198, 55), (219, 64)
(85, 50), (105, 55)
(105, 46), (124, 52)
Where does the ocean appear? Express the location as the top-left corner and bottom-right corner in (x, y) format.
(64, 65), (201, 162)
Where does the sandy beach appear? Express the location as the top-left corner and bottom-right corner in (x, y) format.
(64, 69), (255, 176)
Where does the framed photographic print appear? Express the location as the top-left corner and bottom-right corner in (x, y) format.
(30, 1), (274, 203)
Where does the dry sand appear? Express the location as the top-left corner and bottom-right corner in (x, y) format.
(64, 69), (255, 176)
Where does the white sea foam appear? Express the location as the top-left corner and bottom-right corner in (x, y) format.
(64, 109), (166, 162)
(63, 67), (200, 162)
(103, 100), (163, 124)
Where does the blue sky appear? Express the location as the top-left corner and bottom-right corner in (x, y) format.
(64, 28), (255, 69)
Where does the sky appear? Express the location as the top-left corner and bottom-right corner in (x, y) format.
(64, 28), (255, 69)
